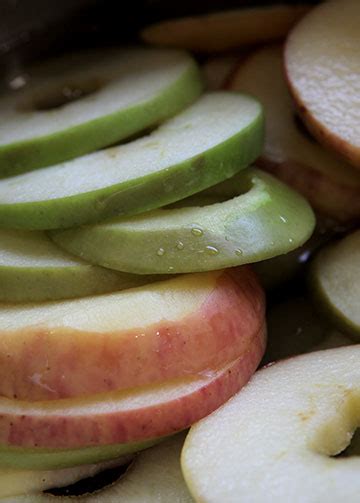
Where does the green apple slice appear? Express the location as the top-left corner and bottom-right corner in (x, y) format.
(310, 230), (360, 338)
(0, 457), (131, 499)
(0, 437), (160, 471)
(182, 345), (360, 503)
(0, 48), (202, 177)
(0, 229), (157, 302)
(5, 434), (193, 502)
(0, 92), (263, 230)
(52, 168), (315, 274)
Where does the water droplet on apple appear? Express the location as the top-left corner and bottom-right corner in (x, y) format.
(205, 245), (219, 255)
(191, 227), (203, 237)
(235, 248), (243, 256)
(176, 241), (184, 250)
(279, 215), (287, 223)
(157, 247), (165, 256)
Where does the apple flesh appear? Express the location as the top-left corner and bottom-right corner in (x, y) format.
(0, 92), (264, 230)
(285, 0), (360, 168)
(310, 230), (360, 338)
(0, 48), (202, 177)
(141, 5), (310, 52)
(6, 435), (192, 502)
(0, 456), (131, 499)
(51, 168), (315, 274)
(0, 229), (159, 302)
(0, 334), (265, 450)
(229, 45), (360, 222)
(182, 345), (360, 503)
(0, 268), (265, 400)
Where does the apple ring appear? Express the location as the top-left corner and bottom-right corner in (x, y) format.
(182, 345), (360, 502)
(52, 168), (315, 274)
(0, 48), (201, 177)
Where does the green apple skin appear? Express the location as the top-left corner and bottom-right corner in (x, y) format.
(0, 53), (202, 178)
(0, 94), (264, 230)
(0, 436), (164, 471)
(309, 230), (360, 339)
(52, 168), (315, 274)
(0, 229), (159, 302)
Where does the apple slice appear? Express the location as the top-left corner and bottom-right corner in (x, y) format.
(51, 168), (315, 274)
(0, 48), (202, 177)
(141, 4), (310, 52)
(229, 45), (360, 222)
(0, 229), (158, 302)
(0, 268), (265, 400)
(6, 435), (192, 502)
(202, 54), (240, 90)
(0, 92), (264, 230)
(310, 230), (360, 338)
(0, 340), (265, 450)
(182, 345), (360, 503)
(0, 456), (131, 499)
(285, 0), (360, 168)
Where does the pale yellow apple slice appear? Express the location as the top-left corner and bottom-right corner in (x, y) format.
(182, 345), (360, 503)
(141, 4), (309, 52)
(285, 0), (360, 168)
(0, 48), (202, 176)
(229, 45), (360, 222)
(310, 230), (360, 338)
(0, 229), (156, 302)
(202, 54), (240, 90)
(5, 435), (193, 502)
(0, 456), (131, 499)
(0, 341), (265, 450)
(0, 268), (265, 401)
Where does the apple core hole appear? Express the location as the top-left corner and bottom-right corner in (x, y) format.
(17, 78), (103, 112)
(45, 459), (133, 497)
(333, 428), (360, 459)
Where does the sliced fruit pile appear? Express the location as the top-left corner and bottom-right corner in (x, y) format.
(0, 0), (359, 500)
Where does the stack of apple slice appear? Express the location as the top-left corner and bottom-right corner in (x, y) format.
(0, 37), (320, 499)
(1, 0), (358, 497)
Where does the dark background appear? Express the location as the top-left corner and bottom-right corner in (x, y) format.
(0, 0), (319, 79)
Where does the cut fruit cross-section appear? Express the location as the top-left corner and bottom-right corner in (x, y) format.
(0, 268), (265, 400)
(310, 230), (360, 338)
(0, 48), (202, 177)
(0, 92), (264, 229)
(5, 435), (193, 502)
(0, 341), (265, 451)
(229, 45), (360, 222)
(285, 0), (360, 168)
(141, 4), (310, 52)
(0, 229), (156, 302)
(182, 345), (360, 503)
(52, 168), (315, 274)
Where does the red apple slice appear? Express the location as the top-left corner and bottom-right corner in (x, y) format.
(0, 267), (265, 401)
(229, 45), (360, 222)
(0, 336), (265, 449)
(141, 5), (310, 53)
(285, 0), (360, 168)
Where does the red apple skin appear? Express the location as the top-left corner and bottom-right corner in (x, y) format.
(257, 158), (360, 223)
(0, 267), (265, 401)
(0, 329), (265, 449)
